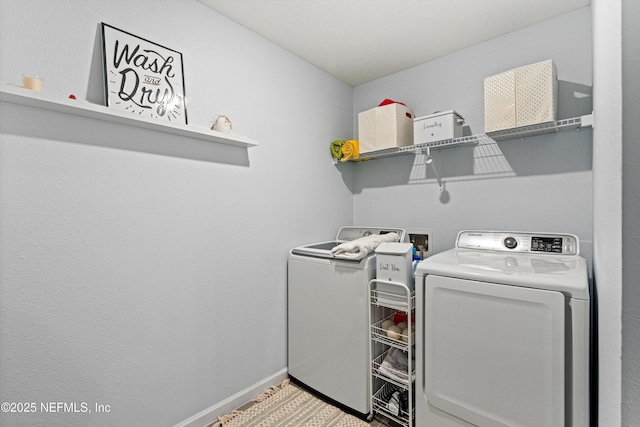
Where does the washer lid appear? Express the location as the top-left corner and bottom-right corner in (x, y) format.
(290, 226), (407, 260)
(417, 248), (589, 300)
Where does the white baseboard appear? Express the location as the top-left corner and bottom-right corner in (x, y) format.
(174, 368), (289, 427)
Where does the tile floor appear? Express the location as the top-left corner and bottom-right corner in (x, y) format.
(369, 412), (398, 427)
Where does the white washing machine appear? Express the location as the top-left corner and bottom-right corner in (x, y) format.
(415, 231), (590, 427)
(288, 226), (407, 418)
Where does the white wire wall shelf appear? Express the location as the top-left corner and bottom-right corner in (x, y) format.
(486, 115), (591, 141)
(338, 114), (593, 163)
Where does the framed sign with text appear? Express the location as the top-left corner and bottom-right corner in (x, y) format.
(101, 23), (187, 124)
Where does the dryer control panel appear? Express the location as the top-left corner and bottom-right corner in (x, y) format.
(456, 231), (579, 255)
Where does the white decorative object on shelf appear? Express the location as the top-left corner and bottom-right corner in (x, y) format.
(212, 114), (232, 134)
(0, 84), (258, 148)
(101, 23), (188, 124)
(22, 74), (43, 92)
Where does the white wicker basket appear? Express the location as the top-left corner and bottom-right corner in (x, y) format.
(358, 103), (414, 154)
(484, 69), (517, 133)
(515, 59), (558, 127)
(484, 59), (557, 133)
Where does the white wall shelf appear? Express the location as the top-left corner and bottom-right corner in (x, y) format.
(0, 84), (258, 148)
(336, 114), (593, 163)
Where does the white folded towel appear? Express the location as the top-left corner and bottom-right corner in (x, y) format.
(378, 348), (415, 383)
(330, 232), (400, 260)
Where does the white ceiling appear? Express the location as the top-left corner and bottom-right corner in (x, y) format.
(199, 0), (590, 86)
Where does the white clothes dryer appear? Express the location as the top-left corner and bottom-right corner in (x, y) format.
(415, 231), (590, 427)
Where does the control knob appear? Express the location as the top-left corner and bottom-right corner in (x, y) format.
(503, 237), (518, 249)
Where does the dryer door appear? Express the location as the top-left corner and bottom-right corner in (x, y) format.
(425, 275), (565, 427)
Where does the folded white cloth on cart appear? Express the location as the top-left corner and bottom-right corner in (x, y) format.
(330, 232), (400, 260)
(378, 348), (415, 383)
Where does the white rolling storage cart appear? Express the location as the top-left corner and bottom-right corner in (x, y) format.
(369, 279), (415, 427)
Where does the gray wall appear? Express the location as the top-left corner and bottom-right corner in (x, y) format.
(350, 8), (593, 262)
(622, 0), (640, 424)
(0, 1), (354, 426)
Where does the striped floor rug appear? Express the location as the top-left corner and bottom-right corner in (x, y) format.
(217, 379), (370, 427)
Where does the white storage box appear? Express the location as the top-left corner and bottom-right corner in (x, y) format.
(376, 242), (413, 285)
(484, 69), (517, 132)
(375, 242), (414, 307)
(484, 59), (558, 133)
(358, 103), (414, 154)
(413, 110), (465, 144)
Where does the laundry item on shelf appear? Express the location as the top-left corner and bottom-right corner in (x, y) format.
(330, 139), (346, 159)
(340, 139), (360, 162)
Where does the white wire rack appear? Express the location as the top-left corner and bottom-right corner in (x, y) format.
(371, 346), (415, 387)
(371, 313), (414, 352)
(336, 114), (593, 163)
(372, 376), (415, 426)
(369, 280), (415, 427)
(486, 116), (586, 141)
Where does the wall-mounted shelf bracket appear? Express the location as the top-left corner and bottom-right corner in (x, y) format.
(581, 112), (595, 128)
(423, 147), (443, 191)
